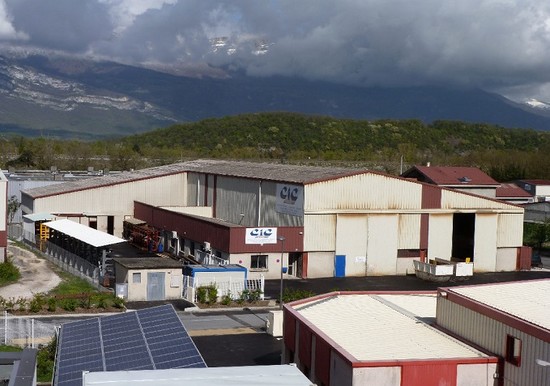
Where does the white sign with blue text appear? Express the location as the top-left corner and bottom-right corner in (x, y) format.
(245, 227), (278, 244)
(275, 183), (304, 216)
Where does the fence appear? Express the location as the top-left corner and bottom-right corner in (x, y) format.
(8, 224), (100, 287)
(183, 275), (265, 303)
(0, 311), (57, 348)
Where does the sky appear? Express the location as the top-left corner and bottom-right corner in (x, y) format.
(1, 0), (550, 102)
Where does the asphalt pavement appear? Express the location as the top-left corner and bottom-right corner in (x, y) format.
(264, 268), (550, 299)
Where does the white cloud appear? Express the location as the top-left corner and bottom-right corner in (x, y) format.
(0, 0), (27, 40)
(3, 0), (550, 99)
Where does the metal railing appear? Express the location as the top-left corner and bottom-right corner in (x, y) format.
(183, 275), (265, 303)
(8, 224), (100, 286)
(0, 311), (57, 348)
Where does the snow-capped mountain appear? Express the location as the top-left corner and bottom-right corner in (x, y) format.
(525, 98), (550, 110)
(2, 48), (550, 139)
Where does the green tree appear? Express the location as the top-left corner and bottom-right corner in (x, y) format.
(7, 196), (20, 224)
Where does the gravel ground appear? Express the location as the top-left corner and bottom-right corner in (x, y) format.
(0, 242), (61, 299)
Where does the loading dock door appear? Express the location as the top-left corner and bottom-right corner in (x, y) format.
(452, 213), (475, 261)
(147, 272), (165, 301)
(335, 255), (346, 277)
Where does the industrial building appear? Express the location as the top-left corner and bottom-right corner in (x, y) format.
(436, 279), (550, 386)
(21, 159), (527, 279)
(283, 292), (498, 386)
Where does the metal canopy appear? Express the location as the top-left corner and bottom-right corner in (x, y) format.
(54, 305), (206, 386)
(43, 219), (125, 247)
(22, 212), (56, 222)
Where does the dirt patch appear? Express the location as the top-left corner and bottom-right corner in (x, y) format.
(0, 243), (62, 299)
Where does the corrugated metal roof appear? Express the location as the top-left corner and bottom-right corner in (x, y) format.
(113, 257), (183, 269)
(23, 212), (56, 221)
(22, 159), (365, 198)
(404, 166), (499, 186)
(448, 280), (550, 330)
(44, 219), (125, 247)
(496, 183), (533, 198)
(82, 365), (313, 386)
(293, 293), (490, 361)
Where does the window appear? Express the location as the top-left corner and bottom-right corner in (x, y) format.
(132, 272), (141, 284)
(505, 335), (522, 366)
(251, 255), (268, 270)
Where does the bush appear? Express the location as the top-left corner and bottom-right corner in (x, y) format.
(112, 296), (125, 309)
(29, 294), (46, 313)
(0, 259), (20, 286)
(47, 298), (56, 312)
(221, 292), (232, 306)
(37, 336), (56, 383)
(281, 288), (315, 303)
(196, 286), (208, 304)
(60, 298), (77, 312)
(206, 285), (218, 304)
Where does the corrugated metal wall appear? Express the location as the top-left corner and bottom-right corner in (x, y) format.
(366, 214), (399, 275)
(440, 189), (520, 210)
(259, 180), (303, 227)
(8, 180), (64, 223)
(305, 173), (423, 211)
(214, 176), (259, 225)
(497, 214), (524, 247)
(437, 297), (550, 386)
(398, 214), (421, 249)
(474, 214), (498, 271)
(304, 214), (335, 251)
(335, 214), (368, 276)
(428, 214), (453, 260)
(33, 174), (187, 215)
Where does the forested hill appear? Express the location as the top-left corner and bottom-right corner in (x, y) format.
(121, 112), (550, 180)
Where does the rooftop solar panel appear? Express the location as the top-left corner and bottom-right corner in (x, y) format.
(54, 304), (205, 386)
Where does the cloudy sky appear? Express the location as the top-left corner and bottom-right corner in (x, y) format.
(1, 0), (550, 102)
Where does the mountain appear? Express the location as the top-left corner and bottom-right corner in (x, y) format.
(1, 51), (550, 139)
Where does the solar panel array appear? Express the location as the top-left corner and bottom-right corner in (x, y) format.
(54, 304), (206, 386)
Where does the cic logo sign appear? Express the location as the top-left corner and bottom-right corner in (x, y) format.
(279, 186), (299, 204)
(245, 227), (277, 244)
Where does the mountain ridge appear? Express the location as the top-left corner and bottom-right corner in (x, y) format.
(1, 52), (550, 138)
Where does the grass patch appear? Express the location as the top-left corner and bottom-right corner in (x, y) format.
(0, 345), (22, 352)
(49, 275), (97, 295)
(0, 259), (21, 287)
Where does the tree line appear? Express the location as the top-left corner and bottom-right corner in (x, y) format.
(2, 112), (550, 181)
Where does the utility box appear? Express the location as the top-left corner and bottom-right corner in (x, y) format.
(267, 310), (283, 337)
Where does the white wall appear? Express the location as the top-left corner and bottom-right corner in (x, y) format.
(428, 214), (453, 261)
(352, 367), (400, 386)
(496, 248), (517, 271)
(336, 215), (368, 276)
(473, 214), (498, 272)
(366, 215), (399, 275)
(457, 363), (497, 386)
(307, 251), (336, 278)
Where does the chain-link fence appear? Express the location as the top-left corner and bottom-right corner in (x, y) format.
(0, 311), (57, 348)
(8, 224), (100, 287)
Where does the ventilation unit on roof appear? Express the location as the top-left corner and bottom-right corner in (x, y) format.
(204, 241), (211, 251)
(458, 176), (472, 183)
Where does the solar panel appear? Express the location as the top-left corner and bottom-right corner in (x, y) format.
(54, 304), (206, 386)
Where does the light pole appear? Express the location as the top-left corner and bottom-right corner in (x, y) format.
(278, 236), (285, 310)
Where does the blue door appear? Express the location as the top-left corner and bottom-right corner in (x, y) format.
(335, 255), (346, 277)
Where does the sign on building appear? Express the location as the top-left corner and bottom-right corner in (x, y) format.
(245, 227), (278, 244)
(276, 184), (304, 216)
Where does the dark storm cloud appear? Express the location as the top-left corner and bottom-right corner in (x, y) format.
(2, 0), (550, 100)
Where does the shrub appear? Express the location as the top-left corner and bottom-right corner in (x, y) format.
(79, 294), (92, 309)
(37, 336), (56, 382)
(112, 296), (125, 309)
(196, 286), (208, 304)
(206, 285), (218, 304)
(249, 288), (262, 302)
(60, 299), (77, 312)
(0, 259), (20, 286)
(221, 292), (232, 306)
(29, 294), (46, 313)
(281, 288), (315, 303)
(47, 298), (56, 312)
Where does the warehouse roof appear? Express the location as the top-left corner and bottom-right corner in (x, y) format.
(402, 165), (499, 186)
(496, 183), (533, 198)
(445, 279), (550, 331)
(44, 219), (125, 248)
(290, 293), (492, 362)
(113, 257), (184, 269)
(22, 159), (365, 198)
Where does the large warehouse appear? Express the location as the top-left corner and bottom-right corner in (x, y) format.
(21, 159), (527, 279)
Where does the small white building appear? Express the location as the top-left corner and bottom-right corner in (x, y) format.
(113, 257), (184, 301)
(436, 279), (550, 386)
(284, 292), (498, 386)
